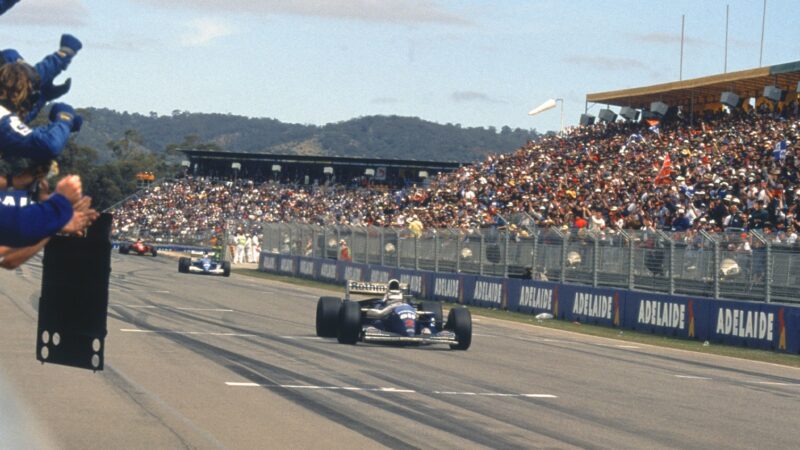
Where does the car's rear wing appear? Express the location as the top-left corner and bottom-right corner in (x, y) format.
(345, 280), (407, 300)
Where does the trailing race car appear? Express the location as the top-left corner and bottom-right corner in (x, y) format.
(316, 279), (472, 350)
(119, 240), (157, 257)
(178, 253), (231, 277)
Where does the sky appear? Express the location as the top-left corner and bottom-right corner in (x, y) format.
(1, 0), (798, 134)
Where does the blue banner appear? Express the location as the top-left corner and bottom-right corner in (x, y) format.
(507, 279), (562, 316)
(557, 285), (625, 327)
(624, 291), (709, 340)
(708, 300), (791, 352)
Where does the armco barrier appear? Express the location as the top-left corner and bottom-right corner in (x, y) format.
(258, 252), (800, 354)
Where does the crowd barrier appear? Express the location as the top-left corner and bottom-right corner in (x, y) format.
(259, 251), (799, 354)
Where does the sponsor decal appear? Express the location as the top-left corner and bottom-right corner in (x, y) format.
(473, 281), (502, 306)
(688, 300), (695, 337)
(572, 292), (613, 319)
(637, 299), (686, 330)
(398, 310), (416, 320)
(434, 278), (459, 299)
(371, 270), (390, 283)
(280, 259), (294, 273)
(520, 286), (553, 310)
(400, 274), (423, 295)
(320, 263), (337, 280)
(344, 267), (362, 281)
(348, 281), (386, 294)
(778, 308), (786, 350)
(715, 308), (774, 341)
(262, 256), (277, 271)
(1, 192), (32, 207)
(613, 294), (620, 326)
(299, 261), (314, 276)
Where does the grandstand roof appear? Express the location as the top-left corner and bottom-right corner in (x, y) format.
(180, 150), (462, 170)
(587, 60), (800, 109)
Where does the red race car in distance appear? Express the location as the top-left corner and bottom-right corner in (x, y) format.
(119, 240), (158, 257)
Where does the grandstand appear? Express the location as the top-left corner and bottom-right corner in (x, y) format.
(115, 61), (800, 303)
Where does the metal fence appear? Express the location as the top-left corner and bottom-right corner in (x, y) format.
(260, 220), (800, 304)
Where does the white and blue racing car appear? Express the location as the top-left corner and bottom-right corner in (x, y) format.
(178, 254), (231, 277)
(316, 279), (472, 350)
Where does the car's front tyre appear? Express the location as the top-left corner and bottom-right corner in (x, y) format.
(446, 307), (472, 350)
(316, 297), (342, 337)
(178, 257), (190, 273)
(222, 261), (231, 277)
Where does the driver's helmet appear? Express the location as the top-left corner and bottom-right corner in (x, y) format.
(386, 279), (404, 304)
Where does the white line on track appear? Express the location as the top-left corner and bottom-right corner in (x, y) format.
(753, 381), (799, 386)
(115, 305), (234, 312)
(175, 307), (234, 312)
(224, 382), (557, 398)
(120, 328), (255, 337)
(675, 375), (713, 380)
(615, 345), (641, 349)
(279, 336), (324, 340)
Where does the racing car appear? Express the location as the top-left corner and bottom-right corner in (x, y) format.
(118, 240), (157, 257)
(178, 253), (231, 277)
(316, 279), (472, 350)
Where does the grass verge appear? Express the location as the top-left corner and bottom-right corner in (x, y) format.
(233, 268), (800, 368)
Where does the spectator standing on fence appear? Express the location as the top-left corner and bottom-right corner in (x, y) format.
(408, 214), (423, 238)
(339, 239), (351, 261)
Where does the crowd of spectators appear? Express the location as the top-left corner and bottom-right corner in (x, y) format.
(112, 104), (800, 248)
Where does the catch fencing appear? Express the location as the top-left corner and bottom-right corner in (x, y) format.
(260, 221), (800, 304)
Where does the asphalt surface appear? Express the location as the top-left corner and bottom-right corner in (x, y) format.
(1, 253), (800, 449)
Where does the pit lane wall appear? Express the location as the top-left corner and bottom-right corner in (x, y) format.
(260, 252), (800, 354)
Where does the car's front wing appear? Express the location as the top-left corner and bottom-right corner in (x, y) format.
(362, 328), (458, 345)
(188, 266), (224, 275)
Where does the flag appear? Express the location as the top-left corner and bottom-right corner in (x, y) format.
(528, 99), (557, 116)
(773, 140), (787, 161)
(648, 124), (660, 135)
(654, 154), (672, 185)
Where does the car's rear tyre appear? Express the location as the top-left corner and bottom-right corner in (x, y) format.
(222, 261), (231, 277)
(178, 257), (190, 273)
(337, 301), (361, 344)
(151, 248), (158, 257)
(316, 297), (342, 337)
(446, 307), (472, 350)
(421, 301), (443, 330)
(119, 245), (129, 255)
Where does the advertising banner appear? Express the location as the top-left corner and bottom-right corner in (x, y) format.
(507, 280), (562, 317)
(431, 273), (472, 304)
(624, 291), (709, 340)
(395, 269), (431, 298)
(558, 284), (625, 327)
(708, 300), (795, 352)
(465, 275), (509, 309)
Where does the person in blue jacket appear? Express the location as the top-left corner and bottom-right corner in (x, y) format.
(0, 0), (20, 16)
(0, 62), (82, 173)
(1, 33), (82, 122)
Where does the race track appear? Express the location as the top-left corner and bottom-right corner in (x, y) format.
(1, 253), (799, 449)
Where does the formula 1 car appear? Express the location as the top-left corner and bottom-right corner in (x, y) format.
(178, 254), (231, 277)
(316, 279), (472, 350)
(118, 240), (157, 257)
